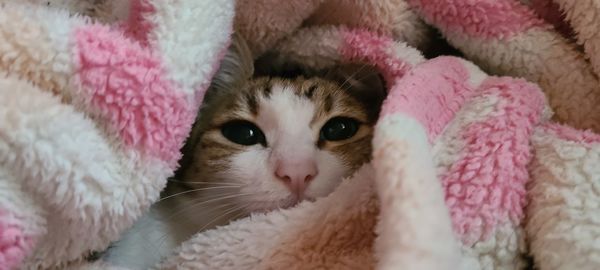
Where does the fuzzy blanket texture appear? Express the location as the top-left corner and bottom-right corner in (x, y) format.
(1, 0), (600, 269)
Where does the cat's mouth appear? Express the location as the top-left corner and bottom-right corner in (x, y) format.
(283, 193), (318, 209)
(245, 195), (315, 213)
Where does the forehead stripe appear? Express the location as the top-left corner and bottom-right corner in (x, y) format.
(263, 78), (272, 98)
(324, 94), (333, 113)
(245, 92), (258, 115)
(304, 84), (317, 99)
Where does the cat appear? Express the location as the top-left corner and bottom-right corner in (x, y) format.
(101, 33), (385, 269)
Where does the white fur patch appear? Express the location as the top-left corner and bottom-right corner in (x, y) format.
(149, 0), (235, 94)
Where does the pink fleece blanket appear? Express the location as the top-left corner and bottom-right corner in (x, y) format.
(1, 0), (600, 269)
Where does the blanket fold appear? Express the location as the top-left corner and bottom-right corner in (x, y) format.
(406, 0), (600, 132)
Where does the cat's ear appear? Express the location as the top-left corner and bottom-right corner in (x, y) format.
(324, 63), (386, 119)
(207, 32), (255, 97)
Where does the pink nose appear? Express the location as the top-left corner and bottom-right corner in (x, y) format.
(275, 160), (318, 197)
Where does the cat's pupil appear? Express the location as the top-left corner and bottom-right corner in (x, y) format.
(221, 120), (266, 146)
(321, 117), (359, 141)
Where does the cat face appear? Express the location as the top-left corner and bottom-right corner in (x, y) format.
(173, 33), (384, 214)
(182, 74), (382, 213)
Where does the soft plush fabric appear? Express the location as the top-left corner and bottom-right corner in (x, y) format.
(0, 0), (234, 269)
(1, 0), (600, 270)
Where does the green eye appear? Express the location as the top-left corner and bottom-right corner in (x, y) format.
(221, 120), (266, 146)
(320, 117), (360, 141)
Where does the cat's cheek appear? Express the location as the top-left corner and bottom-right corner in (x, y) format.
(304, 150), (348, 199)
(227, 148), (290, 200)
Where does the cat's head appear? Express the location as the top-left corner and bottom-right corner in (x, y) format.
(177, 34), (385, 212)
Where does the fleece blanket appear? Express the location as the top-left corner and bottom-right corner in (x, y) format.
(1, 0), (600, 269)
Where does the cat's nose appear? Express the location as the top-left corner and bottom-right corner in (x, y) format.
(275, 160), (318, 197)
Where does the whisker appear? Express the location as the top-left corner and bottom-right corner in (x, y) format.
(165, 201), (235, 220)
(158, 186), (243, 202)
(339, 72), (379, 92)
(338, 63), (369, 91)
(154, 203), (241, 248)
(155, 204), (246, 249)
(197, 205), (246, 232)
(167, 179), (242, 186)
(162, 192), (256, 219)
(228, 211), (247, 223)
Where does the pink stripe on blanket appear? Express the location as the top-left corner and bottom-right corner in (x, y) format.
(407, 0), (546, 39)
(444, 77), (545, 245)
(124, 0), (156, 44)
(380, 57), (477, 141)
(340, 29), (412, 81)
(540, 123), (600, 144)
(0, 210), (34, 270)
(74, 24), (195, 169)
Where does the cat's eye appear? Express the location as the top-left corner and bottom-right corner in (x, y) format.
(320, 117), (360, 141)
(221, 120), (266, 146)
